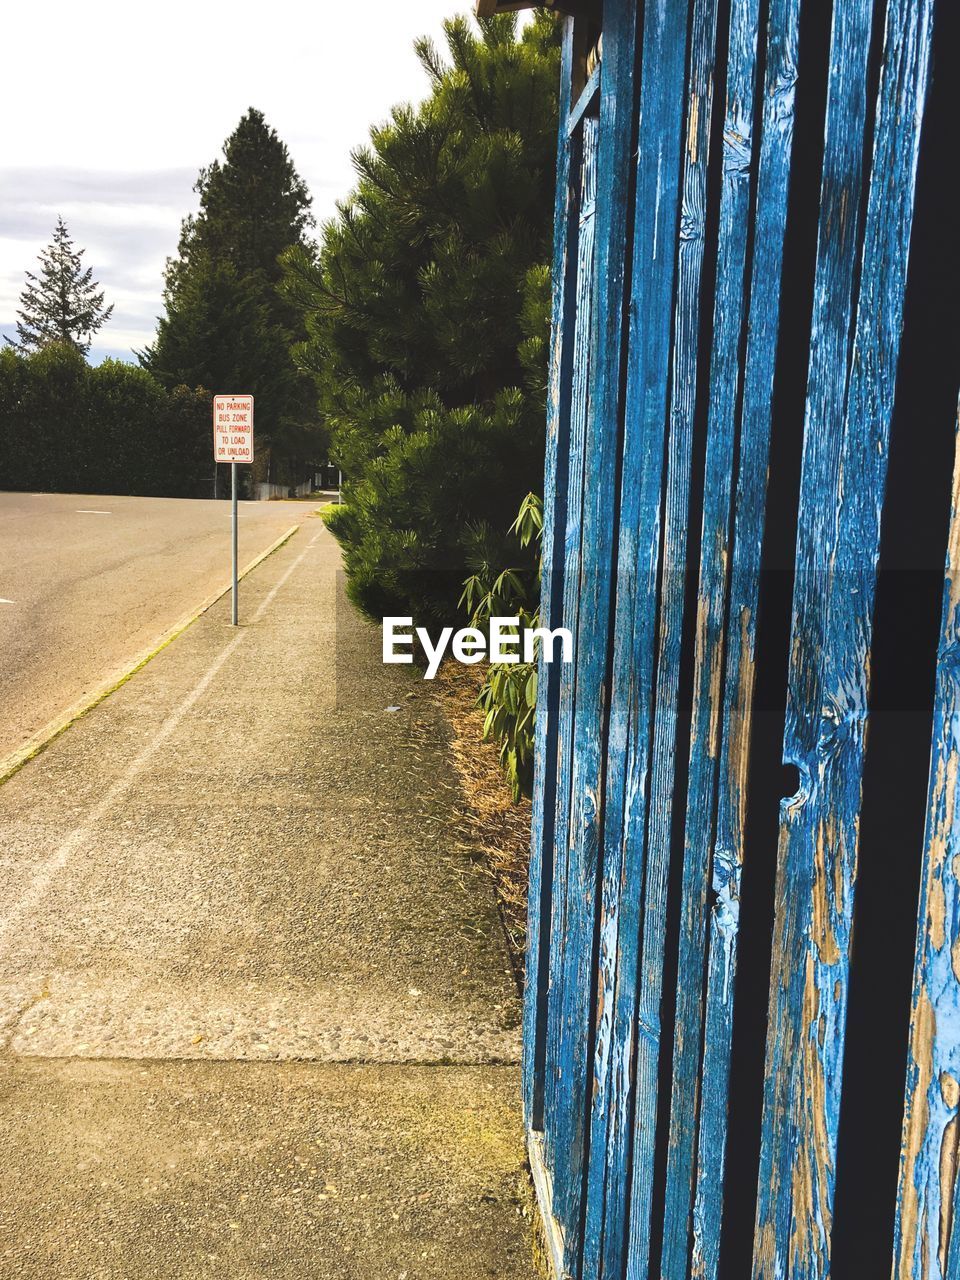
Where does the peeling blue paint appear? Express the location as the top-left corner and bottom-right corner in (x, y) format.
(524, 1), (939, 1276)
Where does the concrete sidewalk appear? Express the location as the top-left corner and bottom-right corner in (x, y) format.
(0, 518), (536, 1279)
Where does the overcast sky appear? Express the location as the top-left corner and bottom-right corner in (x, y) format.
(0, 0), (483, 364)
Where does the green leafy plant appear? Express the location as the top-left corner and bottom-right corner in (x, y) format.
(461, 491), (543, 800)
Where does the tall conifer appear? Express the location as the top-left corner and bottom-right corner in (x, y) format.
(8, 217), (113, 356)
(142, 109), (320, 485)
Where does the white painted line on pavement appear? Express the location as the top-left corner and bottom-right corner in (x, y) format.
(76, 510), (112, 515)
(0, 530), (317, 941)
(0, 599), (15, 605)
(0, 523), (301, 789)
(0, 631), (244, 948)
(251, 538), (317, 622)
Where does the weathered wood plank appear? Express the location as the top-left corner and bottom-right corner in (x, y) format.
(582, 0), (718, 1275)
(548, 2), (641, 1262)
(895, 402), (960, 1280)
(567, 60), (602, 138)
(949, 1165), (960, 1279)
(750, 1), (877, 1267)
(543, 113), (598, 1197)
(688, 2), (802, 1276)
(753, 0), (934, 1273)
(524, 16), (577, 1134)
(658, 1), (764, 1275)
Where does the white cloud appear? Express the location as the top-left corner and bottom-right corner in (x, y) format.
(1, 0), (482, 362)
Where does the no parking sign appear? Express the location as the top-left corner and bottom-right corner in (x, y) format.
(213, 394), (254, 463)
(214, 393), (254, 626)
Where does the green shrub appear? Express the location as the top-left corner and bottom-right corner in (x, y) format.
(282, 13), (559, 625)
(0, 342), (211, 497)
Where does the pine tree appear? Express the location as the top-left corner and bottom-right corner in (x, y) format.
(169, 107), (313, 295)
(281, 13), (560, 622)
(8, 217), (113, 356)
(141, 108), (320, 485)
(141, 253), (291, 424)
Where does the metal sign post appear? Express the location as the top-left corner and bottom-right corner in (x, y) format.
(231, 462), (239, 625)
(213, 394), (254, 625)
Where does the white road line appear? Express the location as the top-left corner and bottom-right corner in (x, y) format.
(76, 510), (112, 515)
(0, 599), (15, 605)
(0, 523), (300, 789)
(0, 632), (244, 948)
(0, 535), (315, 941)
(250, 538), (316, 622)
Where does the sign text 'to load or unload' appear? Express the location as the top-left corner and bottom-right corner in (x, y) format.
(213, 394), (254, 463)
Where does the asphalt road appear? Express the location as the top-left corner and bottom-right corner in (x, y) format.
(0, 490), (321, 761)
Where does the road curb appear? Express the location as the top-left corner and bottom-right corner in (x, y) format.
(0, 523), (301, 788)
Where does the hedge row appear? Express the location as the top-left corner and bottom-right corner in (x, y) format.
(0, 343), (214, 497)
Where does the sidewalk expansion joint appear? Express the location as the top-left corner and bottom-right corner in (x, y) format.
(0, 1052), (523, 1068)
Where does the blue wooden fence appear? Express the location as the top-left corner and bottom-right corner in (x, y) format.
(518, 0), (955, 1275)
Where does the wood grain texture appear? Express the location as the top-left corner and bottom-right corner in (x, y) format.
(527, 4), (936, 1276)
(581, 1), (715, 1276)
(547, 3), (641, 1264)
(543, 114), (598, 1225)
(659, 1), (763, 1275)
(750, 2), (876, 1270)
(524, 17), (577, 1135)
(896, 403), (960, 1280)
(688, 2), (802, 1276)
(619, 7), (716, 1269)
(568, 60), (603, 138)
(753, 0), (934, 1274)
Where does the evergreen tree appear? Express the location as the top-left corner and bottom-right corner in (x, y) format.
(139, 254), (290, 412)
(282, 13), (560, 622)
(167, 108), (313, 295)
(8, 217), (113, 356)
(141, 108), (321, 485)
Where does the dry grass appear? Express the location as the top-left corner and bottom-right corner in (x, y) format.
(432, 660), (532, 980)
